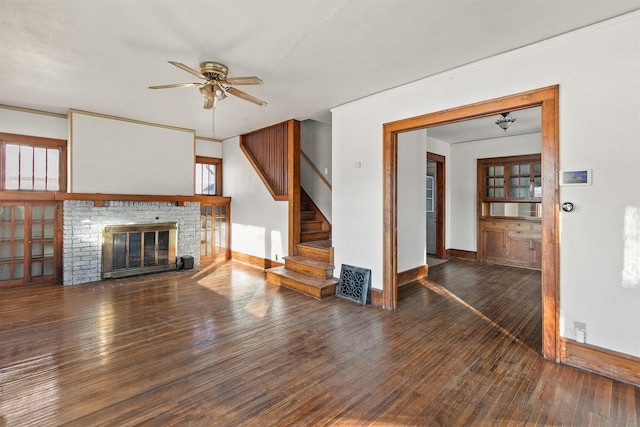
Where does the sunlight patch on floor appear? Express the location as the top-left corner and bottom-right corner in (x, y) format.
(418, 278), (537, 354)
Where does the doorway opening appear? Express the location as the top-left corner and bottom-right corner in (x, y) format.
(382, 86), (559, 361)
(426, 152), (445, 261)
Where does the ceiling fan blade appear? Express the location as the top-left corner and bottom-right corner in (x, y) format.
(149, 83), (200, 89)
(227, 87), (267, 107)
(168, 61), (206, 79)
(224, 76), (263, 85)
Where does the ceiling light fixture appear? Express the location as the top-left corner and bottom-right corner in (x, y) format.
(495, 112), (516, 131)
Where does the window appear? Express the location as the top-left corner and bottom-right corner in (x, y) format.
(0, 133), (66, 192)
(195, 156), (222, 196)
(426, 175), (435, 213)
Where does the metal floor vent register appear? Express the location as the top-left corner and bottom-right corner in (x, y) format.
(335, 264), (371, 305)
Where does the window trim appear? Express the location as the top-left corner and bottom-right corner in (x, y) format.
(0, 133), (67, 193)
(195, 156), (222, 196)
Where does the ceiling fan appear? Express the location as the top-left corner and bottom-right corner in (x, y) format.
(149, 61), (267, 109)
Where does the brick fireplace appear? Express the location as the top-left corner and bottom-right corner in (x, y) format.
(62, 200), (200, 285)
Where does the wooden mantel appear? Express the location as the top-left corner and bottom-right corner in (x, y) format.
(0, 191), (231, 206)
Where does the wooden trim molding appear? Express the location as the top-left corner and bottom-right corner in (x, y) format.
(398, 265), (429, 287)
(446, 249), (478, 261)
(288, 120), (301, 257)
(560, 338), (640, 387)
(231, 251), (283, 270)
(382, 85), (560, 362)
(370, 288), (383, 307)
(0, 191), (231, 205)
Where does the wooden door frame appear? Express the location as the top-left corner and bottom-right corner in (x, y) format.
(427, 152), (446, 259)
(383, 86), (560, 361)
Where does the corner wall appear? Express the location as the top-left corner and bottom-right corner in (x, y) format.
(223, 136), (289, 262)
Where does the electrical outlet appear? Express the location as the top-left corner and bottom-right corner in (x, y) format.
(574, 321), (587, 343)
(275, 254), (278, 261)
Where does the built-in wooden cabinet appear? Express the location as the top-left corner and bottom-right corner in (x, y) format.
(478, 154), (542, 270)
(479, 219), (541, 269)
(200, 200), (230, 261)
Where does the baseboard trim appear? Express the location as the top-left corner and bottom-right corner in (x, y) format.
(368, 265), (429, 308)
(447, 249), (477, 261)
(560, 338), (640, 387)
(398, 265), (429, 287)
(370, 288), (383, 307)
(231, 251), (283, 270)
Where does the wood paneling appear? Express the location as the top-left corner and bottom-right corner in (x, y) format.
(240, 121), (290, 201)
(1, 260), (637, 425)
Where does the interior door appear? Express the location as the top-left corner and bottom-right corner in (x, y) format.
(426, 161), (437, 255)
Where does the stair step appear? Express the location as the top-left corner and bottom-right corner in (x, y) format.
(297, 241), (333, 264)
(284, 256), (334, 279)
(301, 230), (331, 242)
(266, 266), (337, 299)
(300, 211), (316, 221)
(301, 220), (323, 232)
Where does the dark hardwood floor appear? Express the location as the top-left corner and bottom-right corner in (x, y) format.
(1, 259), (638, 426)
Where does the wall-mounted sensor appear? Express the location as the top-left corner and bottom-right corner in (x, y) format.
(561, 202), (575, 212)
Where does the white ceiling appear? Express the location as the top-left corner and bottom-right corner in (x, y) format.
(1, 1), (638, 141)
(428, 107), (541, 144)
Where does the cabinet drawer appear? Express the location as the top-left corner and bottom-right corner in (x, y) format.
(507, 230), (540, 240)
(482, 220), (506, 230)
(507, 221), (536, 231)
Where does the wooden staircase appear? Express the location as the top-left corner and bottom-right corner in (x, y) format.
(266, 191), (337, 299)
(299, 190), (331, 242)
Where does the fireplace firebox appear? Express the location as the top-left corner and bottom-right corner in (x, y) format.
(102, 223), (178, 278)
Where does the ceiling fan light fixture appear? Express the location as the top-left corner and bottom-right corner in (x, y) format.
(496, 112), (516, 131)
(151, 60), (266, 109)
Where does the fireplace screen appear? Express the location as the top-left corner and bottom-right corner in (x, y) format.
(102, 223), (177, 278)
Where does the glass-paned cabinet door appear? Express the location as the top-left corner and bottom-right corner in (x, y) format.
(485, 165), (505, 198)
(509, 163), (531, 198)
(0, 202), (59, 288)
(200, 205), (214, 258)
(200, 202), (230, 261)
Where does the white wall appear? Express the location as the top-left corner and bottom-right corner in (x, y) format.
(332, 12), (640, 357)
(300, 119), (332, 222)
(70, 111), (195, 195)
(0, 107), (68, 140)
(196, 139), (223, 158)
(448, 133), (541, 251)
(426, 136), (451, 247)
(223, 136), (289, 262)
(397, 130), (427, 272)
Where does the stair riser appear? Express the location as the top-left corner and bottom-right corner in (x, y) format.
(285, 258), (333, 279)
(301, 212), (315, 221)
(301, 221), (323, 232)
(297, 245), (333, 263)
(266, 271), (336, 299)
(301, 231), (331, 242)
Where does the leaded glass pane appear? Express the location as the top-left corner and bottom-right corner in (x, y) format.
(32, 224), (43, 239)
(13, 263), (23, 279)
(44, 260), (54, 275)
(33, 206), (43, 221)
(44, 206), (55, 220)
(44, 224), (54, 239)
(0, 245), (10, 261)
(0, 264), (10, 280)
(32, 261), (42, 277)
